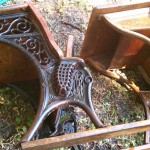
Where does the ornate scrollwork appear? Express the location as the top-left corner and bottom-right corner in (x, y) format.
(54, 62), (84, 99)
(0, 10), (97, 148)
(69, 70), (84, 99)
(0, 16), (35, 35)
(36, 106), (77, 139)
(0, 13), (53, 66)
(53, 107), (77, 135)
(49, 94), (58, 101)
(45, 59), (56, 74)
(15, 37), (50, 65)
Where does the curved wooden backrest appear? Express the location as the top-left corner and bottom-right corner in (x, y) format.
(80, 1), (150, 76)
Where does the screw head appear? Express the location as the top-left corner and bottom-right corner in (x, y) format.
(85, 76), (92, 83)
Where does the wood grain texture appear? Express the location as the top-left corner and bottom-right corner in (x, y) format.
(81, 1), (150, 58)
(142, 57), (150, 78)
(139, 91), (150, 143)
(66, 35), (74, 57)
(109, 29), (150, 69)
(0, 3), (28, 14)
(28, 2), (63, 59)
(21, 119), (150, 150)
(122, 144), (150, 150)
(0, 43), (37, 83)
(80, 1), (150, 70)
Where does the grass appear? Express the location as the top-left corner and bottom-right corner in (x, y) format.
(77, 65), (145, 149)
(0, 86), (35, 149)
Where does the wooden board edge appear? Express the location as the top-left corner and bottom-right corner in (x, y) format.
(22, 119), (150, 150)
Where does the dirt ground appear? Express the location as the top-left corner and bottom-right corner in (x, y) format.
(0, 0), (149, 149)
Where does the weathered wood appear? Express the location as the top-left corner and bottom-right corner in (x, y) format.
(139, 91), (150, 143)
(102, 15), (150, 69)
(66, 35), (74, 57)
(94, 1), (150, 14)
(0, 43), (37, 83)
(80, 1), (150, 70)
(22, 119), (150, 150)
(87, 57), (140, 92)
(0, 3), (28, 14)
(109, 30), (150, 69)
(122, 144), (150, 150)
(142, 57), (150, 79)
(28, 3), (63, 59)
(138, 66), (150, 86)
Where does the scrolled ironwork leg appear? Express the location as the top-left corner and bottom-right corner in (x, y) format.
(22, 99), (104, 142)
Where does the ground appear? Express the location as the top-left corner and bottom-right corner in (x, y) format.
(0, 0), (149, 149)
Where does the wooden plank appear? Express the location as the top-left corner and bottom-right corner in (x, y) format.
(0, 3), (28, 14)
(140, 91), (150, 143)
(95, 1), (150, 14)
(142, 57), (150, 79)
(0, 43), (37, 83)
(109, 29), (150, 69)
(66, 35), (74, 57)
(122, 144), (150, 150)
(22, 119), (150, 150)
(81, 1), (150, 59)
(28, 3), (63, 59)
(138, 65), (150, 86)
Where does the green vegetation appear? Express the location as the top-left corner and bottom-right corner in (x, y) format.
(0, 86), (35, 149)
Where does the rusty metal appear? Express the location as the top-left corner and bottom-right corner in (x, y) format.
(0, 3), (104, 147)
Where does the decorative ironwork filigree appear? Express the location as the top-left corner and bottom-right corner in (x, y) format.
(51, 58), (95, 116)
(15, 37), (50, 65)
(54, 62), (84, 98)
(0, 9), (101, 148)
(69, 70), (84, 99)
(45, 59), (56, 74)
(52, 107), (77, 135)
(36, 107), (77, 138)
(0, 15), (35, 35)
(0, 13), (53, 66)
